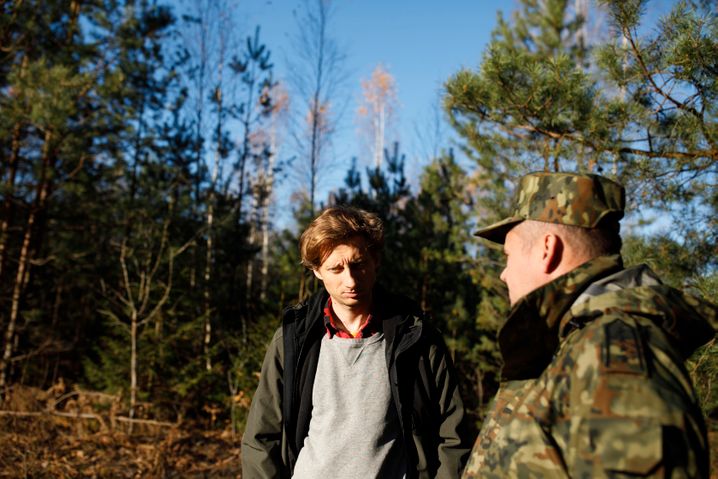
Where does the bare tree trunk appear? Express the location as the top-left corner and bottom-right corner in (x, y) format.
(190, 42), (207, 292)
(203, 193), (214, 372)
(259, 207), (271, 301)
(290, 0), (347, 214)
(235, 26), (264, 345)
(0, 219), (34, 394)
(188, 2), (210, 290)
(260, 86), (287, 300)
(245, 197), (257, 304)
(118, 207), (180, 433)
(308, 0), (327, 215)
(66, 0), (81, 43)
(129, 308), (138, 433)
(0, 55), (28, 281)
(259, 164), (275, 301)
(375, 103), (384, 169)
(0, 130), (53, 396)
(202, 4), (231, 371)
(0, 122), (22, 281)
(236, 28), (261, 226)
(204, 65), (224, 372)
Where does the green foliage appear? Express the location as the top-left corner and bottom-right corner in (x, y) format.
(0, 0), (288, 430)
(690, 339), (718, 419)
(445, 0), (598, 174)
(444, 0), (718, 427)
(83, 316), (131, 397)
(2, 0), (716, 443)
(446, 0), (718, 251)
(687, 272), (718, 418)
(622, 234), (707, 290)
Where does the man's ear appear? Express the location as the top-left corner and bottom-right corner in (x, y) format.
(541, 233), (563, 274)
(312, 268), (323, 281)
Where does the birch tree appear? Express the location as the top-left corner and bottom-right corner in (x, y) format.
(179, 0), (242, 371)
(356, 64), (399, 169)
(288, 0), (347, 214)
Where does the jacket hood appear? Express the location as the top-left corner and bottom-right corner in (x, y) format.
(566, 264), (718, 360)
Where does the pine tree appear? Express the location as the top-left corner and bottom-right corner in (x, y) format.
(444, 0), (718, 424)
(445, 0), (717, 272)
(0, 0), (150, 395)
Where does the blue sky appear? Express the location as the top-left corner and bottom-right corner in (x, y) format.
(221, 1), (679, 230)
(240, 0), (511, 207)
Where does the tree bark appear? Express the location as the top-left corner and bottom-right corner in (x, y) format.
(0, 122), (22, 282)
(0, 54), (28, 281)
(0, 129), (53, 396)
(129, 307), (138, 434)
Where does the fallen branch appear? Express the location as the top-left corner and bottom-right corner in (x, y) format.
(114, 416), (177, 428)
(0, 410), (176, 429)
(0, 410), (42, 417)
(0, 409), (105, 424)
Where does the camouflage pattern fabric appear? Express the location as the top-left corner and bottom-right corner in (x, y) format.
(463, 255), (717, 478)
(474, 172), (625, 244)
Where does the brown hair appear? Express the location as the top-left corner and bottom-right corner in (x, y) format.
(299, 206), (384, 269)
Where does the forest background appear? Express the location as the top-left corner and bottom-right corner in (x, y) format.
(1, 0), (717, 476)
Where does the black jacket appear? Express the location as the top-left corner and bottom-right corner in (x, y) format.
(242, 287), (471, 478)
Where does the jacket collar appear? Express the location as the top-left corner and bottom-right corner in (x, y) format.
(498, 254), (624, 380)
(285, 285), (423, 346)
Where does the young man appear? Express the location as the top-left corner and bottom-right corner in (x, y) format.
(242, 206), (470, 479)
(463, 172), (717, 478)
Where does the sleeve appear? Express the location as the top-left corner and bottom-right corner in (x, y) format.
(241, 328), (286, 479)
(555, 316), (709, 478)
(428, 337), (472, 479)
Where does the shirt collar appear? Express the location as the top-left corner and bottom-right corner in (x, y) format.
(323, 297), (380, 338)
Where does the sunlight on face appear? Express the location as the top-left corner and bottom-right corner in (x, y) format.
(313, 236), (378, 311)
(500, 226), (543, 306)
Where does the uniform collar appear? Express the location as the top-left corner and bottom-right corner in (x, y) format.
(498, 255), (624, 380)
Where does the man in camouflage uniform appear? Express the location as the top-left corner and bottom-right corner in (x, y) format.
(464, 172), (717, 478)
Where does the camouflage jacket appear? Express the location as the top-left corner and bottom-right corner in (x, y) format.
(463, 255), (717, 478)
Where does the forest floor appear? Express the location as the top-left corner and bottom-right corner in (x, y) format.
(0, 384), (241, 478)
(0, 421), (240, 478)
(1, 384), (717, 478)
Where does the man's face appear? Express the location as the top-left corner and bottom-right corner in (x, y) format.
(500, 225), (544, 306)
(313, 236), (378, 311)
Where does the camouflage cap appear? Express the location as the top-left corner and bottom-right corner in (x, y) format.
(474, 172), (625, 244)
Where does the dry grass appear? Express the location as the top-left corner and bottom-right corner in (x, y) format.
(0, 385), (241, 478)
(0, 415), (241, 478)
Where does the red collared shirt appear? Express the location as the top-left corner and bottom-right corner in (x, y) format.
(323, 297), (380, 338)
